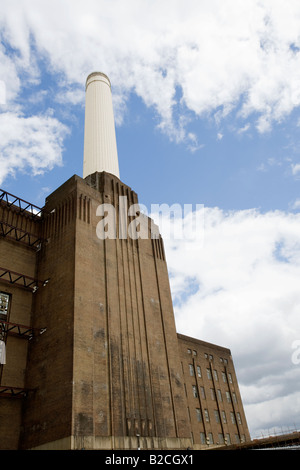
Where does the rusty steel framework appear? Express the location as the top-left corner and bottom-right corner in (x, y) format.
(0, 267), (49, 292)
(0, 221), (44, 249)
(0, 189), (49, 402)
(0, 320), (46, 340)
(0, 189), (46, 249)
(0, 188), (46, 218)
(0, 322), (46, 398)
(0, 386), (33, 399)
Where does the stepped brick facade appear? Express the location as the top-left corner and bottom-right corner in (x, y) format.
(0, 172), (250, 449)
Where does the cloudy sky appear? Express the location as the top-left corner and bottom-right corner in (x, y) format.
(1, 0), (300, 440)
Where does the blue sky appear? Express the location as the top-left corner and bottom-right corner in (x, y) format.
(1, 0), (300, 440)
(3, 66), (300, 215)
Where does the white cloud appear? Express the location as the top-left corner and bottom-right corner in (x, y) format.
(291, 163), (300, 176)
(0, 81), (6, 105)
(237, 123), (251, 134)
(2, 0), (300, 143)
(0, 111), (69, 184)
(157, 207), (300, 437)
(291, 199), (300, 210)
(55, 88), (84, 106)
(0, 0), (300, 439)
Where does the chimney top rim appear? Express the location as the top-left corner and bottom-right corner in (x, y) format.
(85, 72), (111, 90)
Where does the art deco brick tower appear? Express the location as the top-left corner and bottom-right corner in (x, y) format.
(18, 72), (192, 450)
(0, 72), (250, 450)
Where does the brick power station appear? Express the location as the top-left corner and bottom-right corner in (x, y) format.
(0, 72), (250, 450)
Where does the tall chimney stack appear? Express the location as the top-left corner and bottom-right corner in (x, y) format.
(83, 72), (120, 179)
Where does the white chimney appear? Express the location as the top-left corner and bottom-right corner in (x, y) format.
(83, 72), (120, 179)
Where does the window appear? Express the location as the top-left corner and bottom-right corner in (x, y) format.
(0, 292), (10, 317)
(221, 411), (227, 424)
(200, 432), (206, 444)
(237, 412), (242, 425)
(222, 371), (227, 383)
(214, 409), (220, 423)
(208, 432), (214, 444)
(232, 392), (237, 404)
(196, 408), (202, 422)
(235, 434), (240, 444)
(0, 292), (11, 321)
(187, 348), (192, 354)
(196, 365), (201, 378)
(204, 409), (210, 422)
(225, 433), (231, 445)
(206, 368), (212, 380)
(226, 391), (231, 403)
(230, 412), (235, 424)
(218, 433), (224, 444)
(200, 386), (206, 399)
(0, 340), (5, 365)
(193, 350), (197, 356)
(189, 364), (194, 376)
(192, 385), (198, 398)
(228, 372), (233, 383)
(217, 389), (222, 401)
(213, 369), (218, 381)
(210, 388), (216, 400)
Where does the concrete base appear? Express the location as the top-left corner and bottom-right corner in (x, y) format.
(30, 435), (193, 450)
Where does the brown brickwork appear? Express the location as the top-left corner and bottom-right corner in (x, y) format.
(0, 199), (41, 449)
(177, 334), (250, 448)
(0, 172), (250, 449)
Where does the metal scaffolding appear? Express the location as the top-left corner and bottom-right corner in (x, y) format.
(0, 267), (49, 292)
(0, 320), (46, 340)
(0, 386), (33, 399)
(0, 221), (44, 249)
(0, 190), (48, 403)
(0, 188), (47, 218)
